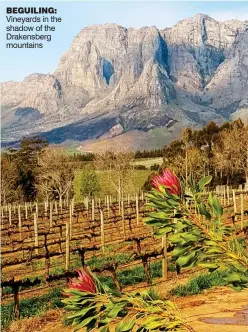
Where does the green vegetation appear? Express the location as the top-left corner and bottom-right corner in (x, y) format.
(75, 166), (101, 197)
(74, 169), (152, 201)
(1, 288), (63, 331)
(170, 270), (228, 297)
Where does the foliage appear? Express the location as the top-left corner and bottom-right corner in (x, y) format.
(170, 270), (228, 297)
(37, 147), (76, 202)
(162, 119), (248, 185)
(1, 153), (21, 204)
(77, 166), (101, 197)
(144, 174), (248, 290)
(63, 274), (192, 332)
(3, 136), (48, 201)
(1, 288), (62, 330)
(94, 151), (134, 200)
(134, 149), (164, 159)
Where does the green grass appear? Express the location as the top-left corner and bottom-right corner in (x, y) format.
(1, 288), (63, 331)
(74, 169), (152, 201)
(170, 270), (228, 297)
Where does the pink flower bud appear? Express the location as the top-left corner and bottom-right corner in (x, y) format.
(152, 169), (181, 196)
(68, 268), (96, 293)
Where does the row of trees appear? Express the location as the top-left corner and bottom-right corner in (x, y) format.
(161, 119), (248, 186)
(1, 138), (137, 204)
(1, 119), (247, 204)
(1, 137), (77, 205)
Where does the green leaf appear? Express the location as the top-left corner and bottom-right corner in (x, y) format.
(198, 202), (211, 220)
(106, 303), (126, 319)
(74, 317), (97, 331)
(154, 227), (173, 237)
(224, 273), (241, 283)
(171, 246), (191, 258)
(198, 176), (212, 191)
(176, 252), (196, 267)
(198, 262), (219, 270)
(116, 319), (135, 331)
(212, 196), (223, 218)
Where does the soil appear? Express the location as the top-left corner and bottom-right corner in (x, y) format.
(8, 284), (248, 331)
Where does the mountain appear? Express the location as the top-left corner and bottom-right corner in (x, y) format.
(1, 14), (248, 151)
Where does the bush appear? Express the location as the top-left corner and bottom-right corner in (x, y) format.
(170, 270), (228, 297)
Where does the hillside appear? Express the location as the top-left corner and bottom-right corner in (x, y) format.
(1, 14), (248, 150)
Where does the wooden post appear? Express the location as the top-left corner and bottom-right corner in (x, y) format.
(25, 202), (28, 220)
(121, 197), (124, 221)
(107, 195), (110, 218)
(85, 196), (89, 211)
(69, 204), (73, 239)
(18, 205), (22, 240)
(232, 190), (237, 215)
(92, 198), (95, 222)
(33, 213), (39, 255)
(44, 201), (48, 217)
(223, 186), (226, 207)
(72, 197), (75, 215)
(241, 193), (244, 230)
(55, 201), (58, 214)
(49, 201), (53, 228)
(136, 194), (139, 225)
(1, 207), (3, 227)
(60, 199), (63, 213)
(227, 186), (230, 206)
(65, 219), (70, 271)
(100, 210), (105, 253)
(118, 192), (121, 215)
(35, 202), (38, 219)
(8, 206), (12, 226)
(162, 235), (168, 280)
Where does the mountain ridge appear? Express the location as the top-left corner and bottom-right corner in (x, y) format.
(1, 13), (248, 150)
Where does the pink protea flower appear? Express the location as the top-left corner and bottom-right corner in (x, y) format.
(152, 169), (182, 196)
(68, 268), (96, 293)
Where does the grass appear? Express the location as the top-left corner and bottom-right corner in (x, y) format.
(2, 266), (229, 330)
(170, 270), (228, 297)
(74, 169), (152, 201)
(1, 287), (63, 331)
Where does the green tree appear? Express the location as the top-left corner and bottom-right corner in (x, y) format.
(79, 167), (101, 197)
(7, 136), (48, 200)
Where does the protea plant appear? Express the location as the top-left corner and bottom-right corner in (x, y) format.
(63, 267), (193, 331)
(145, 170), (248, 289)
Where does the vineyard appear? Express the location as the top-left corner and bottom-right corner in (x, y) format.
(2, 194), (164, 320)
(2, 184), (248, 331)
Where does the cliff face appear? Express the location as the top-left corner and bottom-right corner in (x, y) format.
(1, 14), (248, 147)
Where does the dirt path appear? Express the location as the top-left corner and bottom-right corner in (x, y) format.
(7, 284), (248, 331)
(176, 287), (248, 331)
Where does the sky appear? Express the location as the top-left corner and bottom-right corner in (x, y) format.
(1, 1), (248, 82)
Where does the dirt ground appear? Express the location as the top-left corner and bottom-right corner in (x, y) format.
(8, 283), (248, 332)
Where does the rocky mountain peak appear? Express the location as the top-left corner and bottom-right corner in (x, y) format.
(1, 14), (248, 149)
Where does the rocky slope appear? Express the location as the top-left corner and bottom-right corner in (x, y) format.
(1, 14), (248, 149)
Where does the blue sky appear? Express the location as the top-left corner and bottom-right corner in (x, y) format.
(1, 1), (248, 82)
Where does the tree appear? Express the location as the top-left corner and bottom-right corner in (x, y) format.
(95, 150), (134, 200)
(212, 120), (248, 185)
(37, 147), (76, 204)
(7, 136), (48, 200)
(79, 166), (100, 197)
(1, 153), (21, 204)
